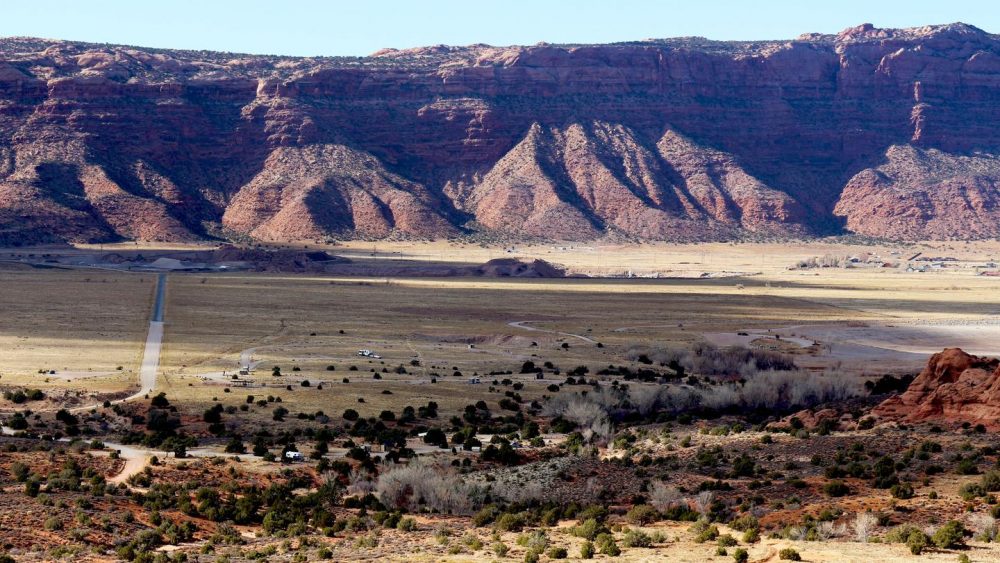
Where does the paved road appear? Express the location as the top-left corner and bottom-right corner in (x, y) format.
(151, 273), (166, 322)
(133, 273), (166, 399)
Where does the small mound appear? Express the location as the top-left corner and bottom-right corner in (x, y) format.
(873, 348), (1000, 427)
(472, 258), (566, 278)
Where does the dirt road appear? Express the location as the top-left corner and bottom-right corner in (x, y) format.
(507, 320), (598, 344)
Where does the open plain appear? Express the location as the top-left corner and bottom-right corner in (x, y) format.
(3, 240), (1000, 562)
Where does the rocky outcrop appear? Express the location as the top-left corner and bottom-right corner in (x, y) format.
(472, 258), (566, 278)
(873, 348), (1000, 427)
(2, 23), (1000, 243)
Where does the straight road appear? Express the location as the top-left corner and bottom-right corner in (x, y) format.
(133, 273), (166, 399)
(507, 320), (598, 344)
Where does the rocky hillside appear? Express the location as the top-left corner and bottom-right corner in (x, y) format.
(874, 348), (1000, 428)
(2, 22), (1000, 244)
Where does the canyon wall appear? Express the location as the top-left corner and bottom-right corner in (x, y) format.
(1, 23), (999, 243)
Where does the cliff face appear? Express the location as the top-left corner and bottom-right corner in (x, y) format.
(1, 22), (1000, 244)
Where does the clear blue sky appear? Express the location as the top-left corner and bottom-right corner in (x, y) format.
(1, 0), (995, 57)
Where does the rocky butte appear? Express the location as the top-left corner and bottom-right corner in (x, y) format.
(874, 348), (1000, 429)
(1, 22), (1000, 244)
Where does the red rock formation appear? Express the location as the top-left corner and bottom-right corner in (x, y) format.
(834, 145), (1000, 239)
(1, 23), (1000, 243)
(221, 144), (453, 241)
(873, 348), (1000, 427)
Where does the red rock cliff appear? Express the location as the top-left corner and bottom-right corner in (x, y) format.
(1, 23), (999, 243)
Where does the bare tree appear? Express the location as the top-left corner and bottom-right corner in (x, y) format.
(817, 521), (846, 540)
(694, 491), (715, 517)
(649, 481), (685, 512)
(969, 513), (998, 542)
(347, 468), (374, 496)
(853, 512), (878, 543)
(375, 461), (479, 515)
(628, 386), (661, 416)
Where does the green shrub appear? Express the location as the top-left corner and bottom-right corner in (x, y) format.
(354, 531), (379, 548)
(730, 514), (759, 533)
(463, 535), (484, 551)
(626, 504), (659, 525)
(732, 548), (749, 563)
(472, 505), (500, 527)
(44, 517), (63, 531)
(890, 483), (914, 499)
(596, 533), (621, 556)
(885, 524), (922, 544)
(494, 512), (527, 532)
(932, 520), (966, 549)
(397, 517), (417, 531)
(570, 518), (606, 540)
(580, 541), (595, 559)
(960, 482), (985, 500)
(956, 458), (979, 475)
(576, 505), (609, 523)
(694, 524), (720, 543)
(546, 547), (568, 559)
(9, 462), (29, 482)
(906, 529), (929, 555)
(779, 548), (801, 561)
(492, 542), (509, 557)
(622, 528), (652, 548)
(517, 530), (549, 553)
(983, 471), (1000, 492)
(717, 534), (737, 547)
(742, 528), (760, 543)
(822, 480), (850, 497)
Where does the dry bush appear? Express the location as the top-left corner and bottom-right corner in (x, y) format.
(376, 461), (479, 515)
(694, 491), (714, 517)
(687, 341), (797, 377)
(347, 468), (374, 496)
(629, 386), (661, 416)
(969, 513), (998, 542)
(563, 399), (605, 429)
(816, 521), (846, 540)
(628, 369), (859, 414)
(543, 392), (616, 445)
(649, 481), (686, 512)
(465, 457), (574, 505)
(853, 512), (878, 543)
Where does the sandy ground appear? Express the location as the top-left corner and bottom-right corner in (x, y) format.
(704, 320), (1000, 362)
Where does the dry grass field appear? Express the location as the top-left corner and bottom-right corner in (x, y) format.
(155, 273), (866, 418)
(3, 240), (1000, 416)
(0, 264), (152, 392)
